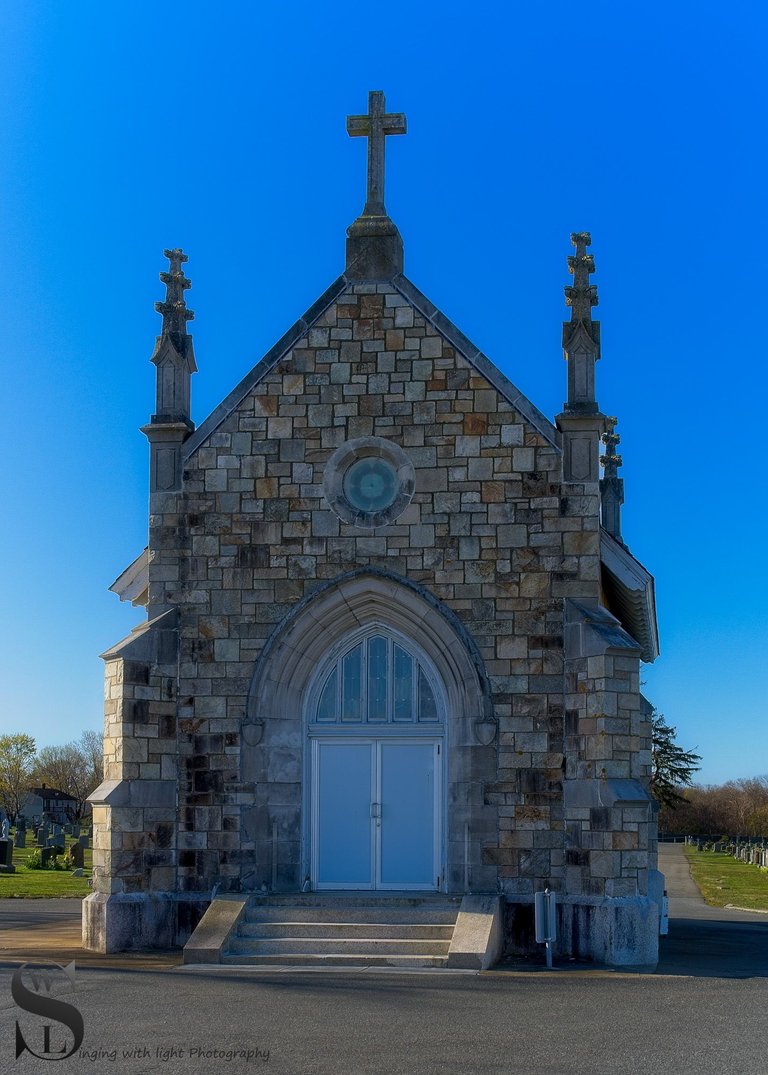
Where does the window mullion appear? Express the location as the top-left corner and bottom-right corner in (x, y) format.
(387, 638), (393, 724)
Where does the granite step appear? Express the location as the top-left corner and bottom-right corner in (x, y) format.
(222, 895), (460, 967)
(239, 920), (455, 940)
(244, 903), (458, 926)
(219, 952), (450, 968)
(227, 936), (451, 957)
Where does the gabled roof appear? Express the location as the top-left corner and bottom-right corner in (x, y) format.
(600, 530), (660, 663)
(182, 272), (560, 460)
(26, 787), (78, 802)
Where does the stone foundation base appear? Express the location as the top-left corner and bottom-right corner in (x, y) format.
(82, 892), (209, 954)
(504, 894), (660, 969)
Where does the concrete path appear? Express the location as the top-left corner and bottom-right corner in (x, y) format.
(656, 843), (768, 977)
(0, 897), (179, 970)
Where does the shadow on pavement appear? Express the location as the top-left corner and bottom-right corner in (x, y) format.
(657, 917), (768, 978)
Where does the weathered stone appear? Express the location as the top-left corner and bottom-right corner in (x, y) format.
(86, 133), (659, 974)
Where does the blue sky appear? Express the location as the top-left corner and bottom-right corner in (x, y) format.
(0, 3), (765, 785)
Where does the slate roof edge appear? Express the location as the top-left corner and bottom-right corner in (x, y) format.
(392, 274), (561, 449)
(599, 529), (660, 663)
(110, 546), (149, 602)
(182, 275), (349, 460)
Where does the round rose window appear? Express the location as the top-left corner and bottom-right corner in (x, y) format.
(323, 437), (416, 529)
(342, 458), (398, 513)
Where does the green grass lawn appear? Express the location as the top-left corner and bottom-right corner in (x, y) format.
(0, 832), (93, 898)
(683, 844), (768, 911)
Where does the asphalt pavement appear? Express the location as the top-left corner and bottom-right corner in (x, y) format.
(0, 843), (766, 1075)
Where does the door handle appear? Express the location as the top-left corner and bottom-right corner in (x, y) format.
(370, 802), (381, 818)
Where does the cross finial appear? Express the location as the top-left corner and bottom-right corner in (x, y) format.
(155, 247), (194, 338)
(347, 90), (407, 218)
(600, 417), (622, 477)
(599, 416), (625, 542)
(565, 231), (598, 322)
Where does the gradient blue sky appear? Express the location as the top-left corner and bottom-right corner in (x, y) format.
(1, 3), (765, 784)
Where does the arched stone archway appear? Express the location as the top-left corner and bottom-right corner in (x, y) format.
(242, 569), (498, 893)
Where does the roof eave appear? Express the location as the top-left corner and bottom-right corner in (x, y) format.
(109, 548), (150, 606)
(599, 530), (660, 663)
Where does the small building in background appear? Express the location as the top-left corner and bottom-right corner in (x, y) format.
(20, 785), (80, 826)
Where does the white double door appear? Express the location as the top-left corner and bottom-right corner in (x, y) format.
(311, 738), (441, 891)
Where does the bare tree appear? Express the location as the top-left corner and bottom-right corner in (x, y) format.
(33, 733), (104, 821)
(659, 775), (768, 837)
(78, 729), (104, 793)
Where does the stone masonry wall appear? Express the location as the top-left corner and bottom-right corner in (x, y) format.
(91, 278), (658, 928)
(138, 280), (617, 902)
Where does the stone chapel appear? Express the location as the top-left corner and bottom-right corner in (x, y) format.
(84, 92), (662, 968)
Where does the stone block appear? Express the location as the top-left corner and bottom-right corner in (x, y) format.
(447, 895), (503, 969)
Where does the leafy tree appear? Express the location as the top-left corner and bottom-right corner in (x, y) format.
(0, 734), (37, 823)
(650, 709), (701, 808)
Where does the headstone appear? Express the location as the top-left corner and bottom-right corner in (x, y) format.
(47, 836), (65, 855)
(0, 839), (15, 873)
(40, 847), (54, 867)
(1, 818), (9, 840)
(71, 823), (80, 838)
(78, 834), (90, 849)
(14, 828), (26, 849)
(68, 842), (84, 869)
(37, 824), (49, 847)
(72, 868), (84, 877)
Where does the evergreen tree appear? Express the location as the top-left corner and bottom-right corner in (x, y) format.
(650, 709), (701, 808)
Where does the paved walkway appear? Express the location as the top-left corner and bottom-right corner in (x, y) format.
(656, 842), (768, 977)
(0, 898), (179, 969)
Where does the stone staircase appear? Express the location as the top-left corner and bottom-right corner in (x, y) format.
(219, 894), (462, 968)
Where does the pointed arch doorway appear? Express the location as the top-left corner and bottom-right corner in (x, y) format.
(307, 626), (445, 891)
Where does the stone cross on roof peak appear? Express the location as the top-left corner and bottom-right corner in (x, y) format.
(347, 90), (407, 219)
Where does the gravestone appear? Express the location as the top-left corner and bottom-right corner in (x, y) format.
(1, 818), (9, 840)
(0, 839), (16, 873)
(40, 847), (55, 867)
(36, 824), (49, 847)
(79, 834), (90, 849)
(72, 823), (80, 838)
(47, 836), (65, 855)
(14, 827), (26, 849)
(68, 842), (84, 869)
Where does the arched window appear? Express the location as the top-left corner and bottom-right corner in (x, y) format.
(312, 630), (442, 725)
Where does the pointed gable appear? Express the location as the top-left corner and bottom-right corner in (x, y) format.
(182, 273), (559, 464)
